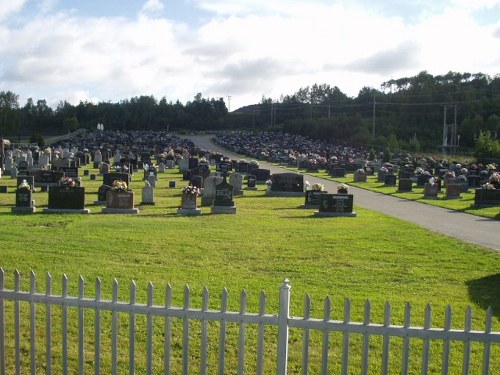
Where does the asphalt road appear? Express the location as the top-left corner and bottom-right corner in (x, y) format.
(186, 134), (500, 252)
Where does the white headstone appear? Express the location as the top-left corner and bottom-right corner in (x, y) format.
(230, 173), (244, 196)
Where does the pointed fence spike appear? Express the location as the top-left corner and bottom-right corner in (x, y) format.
(184, 284), (190, 309)
(259, 291), (266, 316)
(202, 287), (209, 311)
(30, 270), (36, 294)
(344, 298), (351, 323)
(148, 282), (154, 307)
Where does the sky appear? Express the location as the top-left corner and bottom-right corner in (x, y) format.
(0, 0), (499, 112)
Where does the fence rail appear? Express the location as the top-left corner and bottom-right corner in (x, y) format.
(0, 269), (499, 375)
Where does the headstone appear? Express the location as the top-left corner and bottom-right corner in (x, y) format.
(146, 174), (156, 188)
(169, 181), (176, 188)
(416, 174), (432, 188)
(302, 190), (328, 208)
(331, 168), (346, 178)
(201, 175), (223, 206)
(253, 168), (271, 182)
(230, 173), (244, 196)
(190, 175), (203, 189)
(353, 170), (367, 182)
(268, 173), (304, 196)
(177, 187), (202, 216)
(44, 186), (89, 213)
(445, 184), (462, 199)
(95, 184), (113, 204)
(246, 175), (257, 190)
(423, 183), (439, 199)
(102, 190), (139, 214)
(166, 160), (175, 169)
(397, 179), (413, 192)
(141, 181), (155, 205)
(211, 176), (236, 214)
(473, 188), (500, 206)
(12, 187), (36, 214)
(315, 194), (357, 217)
(178, 158), (189, 172)
(101, 163), (110, 175)
(384, 174), (397, 187)
(34, 170), (64, 186)
(94, 150), (102, 164)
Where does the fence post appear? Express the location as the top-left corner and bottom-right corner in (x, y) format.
(277, 279), (291, 375)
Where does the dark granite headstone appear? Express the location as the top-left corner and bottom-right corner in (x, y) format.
(398, 179), (413, 192)
(16, 188), (33, 208)
(271, 173), (304, 192)
(384, 174), (397, 186)
(304, 190), (327, 206)
(331, 168), (346, 178)
(253, 168), (271, 182)
(318, 194), (354, 213)
(34, 170), (64, 185)
(48, 187), (85, 209)
(213, 178), (234, 206)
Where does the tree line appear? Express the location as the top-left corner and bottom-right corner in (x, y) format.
(0, 71), (499, 154)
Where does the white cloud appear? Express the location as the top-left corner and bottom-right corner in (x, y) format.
(0, 0), (498, 111)
(140, 0), (165, 16)
(0, 0), (27, 21)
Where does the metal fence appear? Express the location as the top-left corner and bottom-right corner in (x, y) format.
(0, 269), (499, 375)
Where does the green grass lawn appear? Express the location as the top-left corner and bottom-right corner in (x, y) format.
(0, 165), (499, 373)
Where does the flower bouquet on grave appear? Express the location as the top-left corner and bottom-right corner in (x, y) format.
(112, 180), (129, 191)
(265, 179), (273, 191)
(487, 172), (500, 189)
(337, 183), (349, 194)
(59, 176), (76, 189)
(311, 182), (325, 191)
(18, 179), (33, 191)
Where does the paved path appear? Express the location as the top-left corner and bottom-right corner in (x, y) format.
(186, 134), (500, 252)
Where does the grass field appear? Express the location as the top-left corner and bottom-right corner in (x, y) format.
(0, 165), (499, 373)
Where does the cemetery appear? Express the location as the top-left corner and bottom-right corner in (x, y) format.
(0, 130), (499, 374)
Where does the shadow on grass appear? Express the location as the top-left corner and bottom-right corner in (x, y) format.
(466, 273), (500, 318)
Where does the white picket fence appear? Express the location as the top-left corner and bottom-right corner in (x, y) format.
(0, 269), (499, 375)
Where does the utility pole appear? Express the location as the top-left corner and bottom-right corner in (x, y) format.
(372, 94), (376, 138)
(442, 105), (448, 156)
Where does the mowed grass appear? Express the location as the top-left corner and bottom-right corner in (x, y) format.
(0, 166), (499, 374)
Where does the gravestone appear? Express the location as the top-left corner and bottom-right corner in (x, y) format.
(353, 170), (367, 182)
(166, 160), (175, 169)
(190, 175), (203, 189)
(445, 184), (462, 199)
(146, 174), (156, 188)
(34, 170), (64, 186)
(44, 186), (89, 213)
(416, 174), (431, 188)
(268, 173), (304, 197)
(397, 179), (413, 192)
(201, 175), (223, 206)
(102, 190), (139, 214)
(331, 168), (346, 178)
(314, 194), (357, 217)
(169, 181), (176, 188)
(141, 181), (155, 205)
(230, 173), (244, 196)
(12, 187), (36, 214)
(253, 168), (271, 182)
(246, 175), (257, 190)
(302, 190), (327, 208)
(384, 174), (397, 187)
(95, 184), (113, 204)
(178, 158), (189, 172)
(423, 183), (439, 199)
(211, 176), (236, 214)
(60, 166), (79, 178)
(236, 162), (249, 174)
(473, 188), (500, 206)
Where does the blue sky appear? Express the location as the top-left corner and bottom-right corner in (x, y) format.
(0, 0), (499, 111)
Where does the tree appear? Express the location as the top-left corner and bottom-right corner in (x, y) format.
(473, 131), (500, 163)
(0, 91), (20, 137)
(408, 133), (420, 152)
